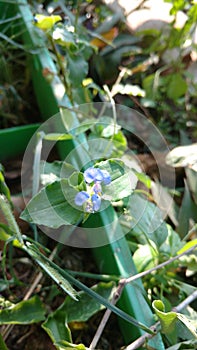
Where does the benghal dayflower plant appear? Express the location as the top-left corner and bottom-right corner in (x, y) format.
(75, 167), (111, 213)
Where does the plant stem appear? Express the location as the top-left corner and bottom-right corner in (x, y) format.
(48, 36), (73, 103)
(0, 195), (23, 245)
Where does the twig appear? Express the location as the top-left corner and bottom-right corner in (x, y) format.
(124, 244), (197, 285)
(124, 289), (197, 350)
(173, 290), (197, 313)
(89, 280), (126, 349)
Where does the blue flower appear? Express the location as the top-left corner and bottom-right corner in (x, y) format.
(91, 194), (101, 211)
(84, 167), (103, 183)
(75, 191), (89, 206)
(74, 166), (111, 213)
(100, 170), (111, 185)
(92, 182), (102, 194)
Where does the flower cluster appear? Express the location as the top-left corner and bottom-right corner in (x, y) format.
(75, 167), (111, 213)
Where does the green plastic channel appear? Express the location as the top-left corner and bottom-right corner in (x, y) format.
(3, 1), (165, 348)
(0, 124), (40, 161)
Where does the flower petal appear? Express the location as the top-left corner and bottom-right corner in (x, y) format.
(84, 167), (98, 183)
(93, 182), (102, 194)
(100, 170), (111, 185)
(75, 191), (89, 206)
(91, 194), (101, 211)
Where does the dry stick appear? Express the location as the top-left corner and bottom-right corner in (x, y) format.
(124, 244), (197, 285)
(89, 280), (126, 349)
(89, 244), (197, 349)
(125, 290), (197, 350)
(2, 247), (58, 341)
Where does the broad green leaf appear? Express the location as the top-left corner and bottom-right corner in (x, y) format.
(167, 73), (187, 100)
(67, 54), (88, 87)
(177, 314), (197, 339)
(44, 133), (73, 141)
(143, 74), (157, 99)
(133, 243), (158, 272)
(126, 194), (168, 248)
(135, 172), (151, 189)
(42, 282), (115, 345)
(55, 340), (87, 349)
(160, 224), (184, 256)
(20, 179), (83, 228)
(0, 296), (45, 324)
(111, 131), (127, 157)
(152, 299), (177, 334)
(178, 240), (197, 255)
(40, 161), (77, 185)
(95, 159), (137, 201)
(73, 119), (97, 136)
(177, 182), (193, 238)
(25, 244), (78, 301)
(101, 123), (121, 137)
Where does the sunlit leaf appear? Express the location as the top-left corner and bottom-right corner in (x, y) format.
(44, 133), (73, 141)
(152, 299), (177, 334)
(0, 296), (45, 324)
(20, 179), (83, 228)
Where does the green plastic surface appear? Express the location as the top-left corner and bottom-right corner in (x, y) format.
(0, 1), (165, 347)
(0, 124), (40, 161)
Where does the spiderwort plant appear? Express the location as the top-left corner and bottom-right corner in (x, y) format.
(75, 167), (111, 213)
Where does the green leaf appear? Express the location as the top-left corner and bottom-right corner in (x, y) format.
(152, 299), (177, 334)
(160, 224), (183, 256)
(73, 119), (97, 136)
(0, 333), (9, 350)
(133, 243), (158, 272)
(166, 340), (197, 350)
(55, 340), (87, 349)
(25, 244), (78, 301)
(177, 313), (197, 339)
(40, 161), (77, 185)
(101, 123), (121, 137)
(134, 172), (151, 189)
(20, 179), (83, 228)
(42, 282), (115, 346)
(178, 240), (197, 255)
(0, 170), (11, 202)
(67, 54), (88, 87)
(44, 133), (73, 141)
(177, 181), (193, 238)
(126, 194), (168, 248)
(96, 159), (138, 201)
(167, 73), (187, 100)
(0, 296), (45, 325)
